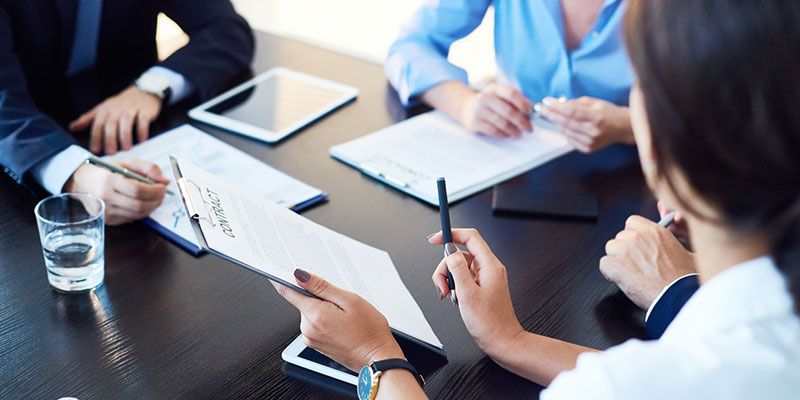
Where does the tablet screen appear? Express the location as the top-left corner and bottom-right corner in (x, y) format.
(206, 72), (351, 133)
(298, 347), (356, 377)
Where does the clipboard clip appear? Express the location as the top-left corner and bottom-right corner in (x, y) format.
(359, 162), (410, 188)
(176, 177), (217, 227)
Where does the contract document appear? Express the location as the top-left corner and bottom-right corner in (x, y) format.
(104, 125), (326, 254)
(170, 157), (443, 353)
(330, 111), (573, 205)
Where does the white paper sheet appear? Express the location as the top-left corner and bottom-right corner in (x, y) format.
(104, 125), (324, 249)
(175, 159), (442, 349)
(330, 111), (573, 205)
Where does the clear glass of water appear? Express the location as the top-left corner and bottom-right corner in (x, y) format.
(34, 193), (105, 293)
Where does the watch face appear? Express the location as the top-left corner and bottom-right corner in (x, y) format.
(357, 366), (373, 400)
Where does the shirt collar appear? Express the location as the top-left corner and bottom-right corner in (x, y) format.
(661, 255), (795, 341)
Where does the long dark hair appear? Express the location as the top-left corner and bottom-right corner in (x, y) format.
(624, 0), (800, 308)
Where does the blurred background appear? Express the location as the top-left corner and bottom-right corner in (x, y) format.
(156, 0), (497, 85)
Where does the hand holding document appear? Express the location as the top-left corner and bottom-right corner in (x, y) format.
(330, 111), (573, 205)
(104, 125), (326, 253)
(171, 158), (443, 353)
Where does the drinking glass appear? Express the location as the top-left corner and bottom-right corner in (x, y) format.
(34, 193), (105, 292)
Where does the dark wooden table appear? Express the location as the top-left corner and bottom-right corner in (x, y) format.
(0, 31), (655, 400)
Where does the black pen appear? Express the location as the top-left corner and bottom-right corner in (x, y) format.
(437, 177), (457, 305)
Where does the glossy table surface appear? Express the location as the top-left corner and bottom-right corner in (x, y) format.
(0, 31), (654, 400)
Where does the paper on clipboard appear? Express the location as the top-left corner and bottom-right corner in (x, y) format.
(103, 125), (326, 253)
(329, 111), (573, 205)
(170, 157), (443, 353)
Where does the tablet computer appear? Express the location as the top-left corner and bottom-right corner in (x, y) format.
(282, 335), (359, 385)
(282, 334), (448, 386)
(189, 67), (358, 143)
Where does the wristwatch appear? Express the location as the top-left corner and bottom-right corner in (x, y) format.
(135, 71), (172, 104)
(357, 358), (425, 400)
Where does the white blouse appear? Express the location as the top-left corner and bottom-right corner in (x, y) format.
(543, 256), (800, 399)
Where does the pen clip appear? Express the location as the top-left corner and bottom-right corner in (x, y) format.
(177, 178), (216, 227)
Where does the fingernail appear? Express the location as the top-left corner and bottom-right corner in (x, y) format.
(436, 286), (443, 300)
(542, 97), (556, 105)
(426, 233), (436, 240)
(558, 96), (568, 103)
(294, 268), (311, 283)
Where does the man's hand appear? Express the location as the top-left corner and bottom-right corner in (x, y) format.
(539, 96), (633, 153)
(63, 159), (169, 225)
(69, 86), (163, 155)
(600, 216), (697, 310)
(457, 83), (533, 138)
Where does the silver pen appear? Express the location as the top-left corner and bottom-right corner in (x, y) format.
(658, 210), (678, 228)
(86, 156), (174, 196)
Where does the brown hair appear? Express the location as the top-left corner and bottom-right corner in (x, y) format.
(624, 0), (800, 307)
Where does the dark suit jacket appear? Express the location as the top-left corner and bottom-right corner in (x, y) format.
(645, 274), (700, 338)
(0, 0), (254, 189)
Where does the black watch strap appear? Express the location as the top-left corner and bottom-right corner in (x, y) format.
(371, 358), (425, 388)
(162, 86), (173, 105)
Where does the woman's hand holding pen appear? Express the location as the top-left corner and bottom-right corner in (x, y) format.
(271, 269), (403, 372)
(64, 158), (169, 225)
(428, 228), (525, 359)
(538, 96), (633, 153)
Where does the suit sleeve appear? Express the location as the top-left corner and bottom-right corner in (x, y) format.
(644, 274), (700, 339)
(0, 5), (77, 188)
(159, 0), (255, 101)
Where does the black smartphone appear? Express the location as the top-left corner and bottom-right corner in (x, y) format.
(492, 186), (598, 219)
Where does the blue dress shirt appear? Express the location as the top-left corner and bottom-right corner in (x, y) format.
(385, 0), (633, 107)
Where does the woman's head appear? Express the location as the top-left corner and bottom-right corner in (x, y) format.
(623, 0), (800, 302)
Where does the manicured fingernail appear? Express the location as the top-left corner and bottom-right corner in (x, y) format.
(294, 268), (311, 283)
(542, 97), (556, 105)
(558, 96), (568, 103)
(426, 233), (436, 240)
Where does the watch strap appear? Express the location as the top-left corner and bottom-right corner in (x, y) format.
(371, 358), (425, 388)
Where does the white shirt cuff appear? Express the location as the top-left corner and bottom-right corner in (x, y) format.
(31, 145), (92, 194)
(644, 273), (700, 322)
(145, 66), (193, 105)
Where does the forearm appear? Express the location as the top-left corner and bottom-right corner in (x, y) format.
(419, 81), (475, 122)
(486, 331), (599, 386)
(368, 345), (428, 400)
(374, 369), (428, 400)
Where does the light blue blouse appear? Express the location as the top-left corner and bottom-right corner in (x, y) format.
(385, 0), (633, 107)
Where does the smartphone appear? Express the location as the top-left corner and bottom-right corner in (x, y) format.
(492, 186), (598, 219)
